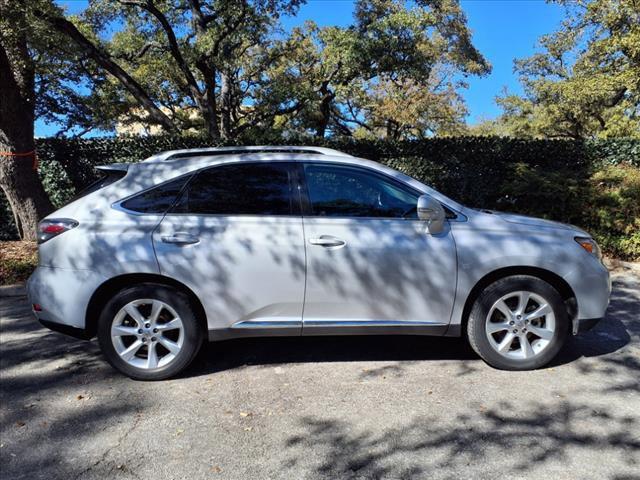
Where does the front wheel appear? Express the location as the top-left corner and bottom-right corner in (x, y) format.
(97, 283), (203, 380)
(466, 275), (569, 370)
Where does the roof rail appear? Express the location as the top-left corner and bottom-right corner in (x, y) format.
(145, 145), (353, 162)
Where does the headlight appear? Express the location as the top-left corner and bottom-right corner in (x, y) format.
(575, 237), (602, 260)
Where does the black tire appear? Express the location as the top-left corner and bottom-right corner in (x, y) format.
(97, 283), (203, 380)
(466, 275), (569, 370)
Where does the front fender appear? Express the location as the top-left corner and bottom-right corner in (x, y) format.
(448, 223), (587, 333)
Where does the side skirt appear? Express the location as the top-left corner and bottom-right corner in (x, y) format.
(207, 320), (449, 341)
(302, 320), (448, 336)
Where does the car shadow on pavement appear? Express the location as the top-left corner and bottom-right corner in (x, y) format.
(190, 334), (476, 377)
(183, 275), (636, 379)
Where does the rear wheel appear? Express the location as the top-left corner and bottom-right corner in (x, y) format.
(97, 283), (203, 380)
(467, 275), (569, 370)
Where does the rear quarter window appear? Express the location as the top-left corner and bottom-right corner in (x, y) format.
(121, 176), (191, 214)
(73, 171), (127, 201)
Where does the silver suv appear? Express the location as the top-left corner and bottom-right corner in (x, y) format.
(28, 146), (611, 380)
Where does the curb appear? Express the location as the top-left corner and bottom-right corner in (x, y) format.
(0, 283), (26, 298)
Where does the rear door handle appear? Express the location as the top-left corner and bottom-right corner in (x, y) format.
(309, 235), (346, 248)
(161, 232), (199, 245)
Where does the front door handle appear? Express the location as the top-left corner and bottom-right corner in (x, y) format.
(161, 232), (199, 245)
(309, 235), (346, 248)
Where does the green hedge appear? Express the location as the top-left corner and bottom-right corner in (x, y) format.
(1, 135), (639, 259)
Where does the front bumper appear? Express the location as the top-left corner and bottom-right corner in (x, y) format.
(563, 256), (611, 331)
(573, 317), (603, 335)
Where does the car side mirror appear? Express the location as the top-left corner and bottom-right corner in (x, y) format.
(417, 194), (446, 235)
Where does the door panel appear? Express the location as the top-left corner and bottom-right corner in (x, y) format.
(153, 215), (306, 333)
(300, 162), (457, 333)
(302, 217), (457, 331)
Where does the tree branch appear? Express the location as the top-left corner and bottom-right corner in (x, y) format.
(115, 40), (164, 61)
(603, 87), (627, 108)
(35, 10), (176, 132)
(233, 101), (302, 135)
(118, 0), (202, 102)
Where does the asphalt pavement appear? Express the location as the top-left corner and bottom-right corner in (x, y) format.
(1, 269), (639, 480)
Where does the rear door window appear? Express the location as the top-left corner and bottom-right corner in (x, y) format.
(172, 162), (297, 216)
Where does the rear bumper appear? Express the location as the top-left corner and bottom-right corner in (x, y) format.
(38, 318), (92, 340)
(27, 266), (106, 331)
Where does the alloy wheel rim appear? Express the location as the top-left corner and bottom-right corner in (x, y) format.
(485, 290), (556, 360)
(111, 299), (184, 370)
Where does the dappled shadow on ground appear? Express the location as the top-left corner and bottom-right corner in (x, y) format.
(281, 401), (640, 480)
(270, 273), (640, 480)
(0, 271), (638, 479)
(0, 294), (140, 479)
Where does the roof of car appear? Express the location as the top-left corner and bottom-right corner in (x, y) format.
(142, 145), (354, 163)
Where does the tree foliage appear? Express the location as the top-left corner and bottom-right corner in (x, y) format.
(488, 0), (640, 139)
(31, 0), (488, 140)
(255, 0), (490, 138)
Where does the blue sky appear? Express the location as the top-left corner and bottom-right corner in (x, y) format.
(37, 0), (564, 136)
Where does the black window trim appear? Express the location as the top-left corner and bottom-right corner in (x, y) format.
(164, 160), (303, 217)
(113, 172), (195, 216)
(298, 161), (464, 221)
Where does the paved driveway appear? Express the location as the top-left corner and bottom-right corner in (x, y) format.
(1, 269), (639, 480)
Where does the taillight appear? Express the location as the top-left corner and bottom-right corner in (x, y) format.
(37, 218), (79, 244)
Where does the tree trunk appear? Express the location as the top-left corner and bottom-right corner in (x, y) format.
(197, 61), (220, 140)
(190, 1), (220, 142)
(0, 7), (53, 241)
(220, 70), (233, 139)
(316, 89), (334, 138)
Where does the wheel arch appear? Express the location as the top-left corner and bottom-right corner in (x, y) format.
(458, 266), (577, 335)
(85, 273), (208, 338)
